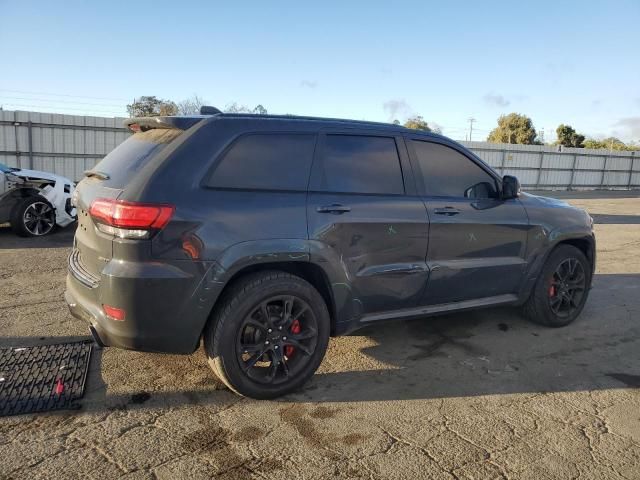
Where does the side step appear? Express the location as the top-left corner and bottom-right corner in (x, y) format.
(360, 294), (518, 323)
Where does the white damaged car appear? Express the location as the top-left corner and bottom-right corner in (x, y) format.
(0, 163), (76, 236)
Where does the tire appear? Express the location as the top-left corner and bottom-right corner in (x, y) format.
(10, 195), (56, 237)
(204, 271), (330, 399)
(523, 244), (591, 327)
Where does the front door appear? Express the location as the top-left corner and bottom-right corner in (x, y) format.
(408, 138), (530, 305)
(307, 132), (429, 318)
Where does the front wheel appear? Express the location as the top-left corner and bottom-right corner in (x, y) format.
(10, 195), (56, 237)
(523, 244), (591, 327)
(204, 271), (330, 399)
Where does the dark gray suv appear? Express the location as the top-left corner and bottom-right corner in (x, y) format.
(65, 109), (595, 399)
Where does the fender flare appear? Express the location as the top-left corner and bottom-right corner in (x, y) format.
(517, 226), (595, 303)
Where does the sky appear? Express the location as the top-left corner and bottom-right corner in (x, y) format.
(1, 1), (639, 143)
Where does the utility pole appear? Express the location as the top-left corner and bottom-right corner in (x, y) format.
(540, 128), (545, 144)
(468, 117), (476, 142)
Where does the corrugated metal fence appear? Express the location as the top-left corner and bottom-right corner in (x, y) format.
(0, 110), (129, 181)
(1, 110), (639, 190)
(461, 141), (640, 190)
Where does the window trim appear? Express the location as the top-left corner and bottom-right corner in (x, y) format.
(308, 132), (408, 197)
(406, 136), (502, 199)
(201, 131), (319, 193)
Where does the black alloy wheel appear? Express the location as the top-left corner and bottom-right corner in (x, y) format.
(236, 295), (318, 385)
(204, 271), (330, 399)
(547, 258), (587, 318)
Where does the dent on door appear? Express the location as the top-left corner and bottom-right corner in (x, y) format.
(422, 198), (530, 304)
(308, 195), (429, 321)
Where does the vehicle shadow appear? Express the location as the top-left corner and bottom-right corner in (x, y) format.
(100, 273), (640, 407)
(590, 213), (640, 224)
(3, 273), (639, 414)
(0, 224), (75, 249)
(291, 272), (640, 402)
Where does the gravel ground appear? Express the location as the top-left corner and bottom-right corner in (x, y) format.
(0, 191), (639, 479)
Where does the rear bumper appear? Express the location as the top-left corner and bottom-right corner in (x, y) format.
(65, 256), (222, 354)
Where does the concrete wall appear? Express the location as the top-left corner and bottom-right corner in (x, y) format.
(1, 110), (638, 189)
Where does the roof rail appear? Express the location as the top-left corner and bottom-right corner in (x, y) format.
(200, 106), (222, 115)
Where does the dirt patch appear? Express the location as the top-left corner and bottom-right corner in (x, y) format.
(182, 423), (230, 453)
(310, 406), (341, 419)
(342, 433), (368, 445)
(233, 425), (264, 442)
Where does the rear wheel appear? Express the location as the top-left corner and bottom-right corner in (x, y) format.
(523, 245), (591, 327)
(10, 196), (56, 237)
(204, 271), (330, 399)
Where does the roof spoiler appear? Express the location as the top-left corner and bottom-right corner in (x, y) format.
(123, 116), (203, 132)
(200, 105), (222, 115)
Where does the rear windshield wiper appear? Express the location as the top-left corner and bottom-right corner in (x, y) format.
(83, 170), (110, 180)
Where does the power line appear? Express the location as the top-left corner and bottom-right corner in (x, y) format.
(467, 117), (476, 141)
(0, 103), (126, 115)
(0, 95), (126, 108)
(0, 88), (129, 101)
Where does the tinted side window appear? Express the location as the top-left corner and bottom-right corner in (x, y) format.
(318, 135), (404, 194)
(412, 141), (498, 198)
(206, 133), (316, 191)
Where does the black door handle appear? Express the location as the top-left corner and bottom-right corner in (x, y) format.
(433, 207), (461, 216)
(317, 204), (351, 214)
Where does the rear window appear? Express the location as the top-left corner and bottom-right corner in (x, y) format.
(91, 128), (182, 185)
(316, 135), (404, 195)
(205, 133), (316, 191)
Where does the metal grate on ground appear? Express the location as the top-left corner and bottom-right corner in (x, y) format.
(0, 340), (92, 417)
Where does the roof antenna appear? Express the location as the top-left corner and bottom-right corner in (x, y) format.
(200, 106), (222, 115)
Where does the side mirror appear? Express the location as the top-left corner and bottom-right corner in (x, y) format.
(502, 175), (520, 199)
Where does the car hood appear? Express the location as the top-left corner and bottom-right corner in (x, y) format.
(519, 191), (593, 229)
(520, 192), (575, 209)
(8, 168), (73, 185)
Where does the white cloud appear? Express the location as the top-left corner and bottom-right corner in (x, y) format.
(483, 93), (510, 107)
(300, 80), (318, 89)
(613, 117), (640, 141)
(383, 99), (412, 122)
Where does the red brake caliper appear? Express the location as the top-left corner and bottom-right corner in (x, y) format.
(285, 319), (301, 358)
(549, 284), (556, 297)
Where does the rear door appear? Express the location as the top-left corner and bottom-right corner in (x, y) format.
(407, 138), (529, 305)
(307, 131), (429, 317)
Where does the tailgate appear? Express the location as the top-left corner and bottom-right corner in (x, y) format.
(71, 179), (122, 283)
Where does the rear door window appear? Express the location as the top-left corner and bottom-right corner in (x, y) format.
(92, 128), (182, 186)
(206, 133), (316, 191)
(316, 135), (404, 195)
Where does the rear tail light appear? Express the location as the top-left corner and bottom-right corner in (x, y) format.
(89, 198), (174, 239)
(103, 304), (125, 321)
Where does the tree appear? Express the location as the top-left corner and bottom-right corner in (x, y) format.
(403, 115), (431, 131)
(487, 113), (538, 144)
(178, 95), (208, 115)
(127, 96), (178, 117)
(556, 124), (585, 148)
(224, 102), (268, 114)
(392, 119), (401, 125)
(253, 104), (268, 115)
(584, 137), (637, 151)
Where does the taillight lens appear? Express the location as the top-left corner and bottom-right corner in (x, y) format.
(89, 198), (174, 239)
(103, 304), (125, 321)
